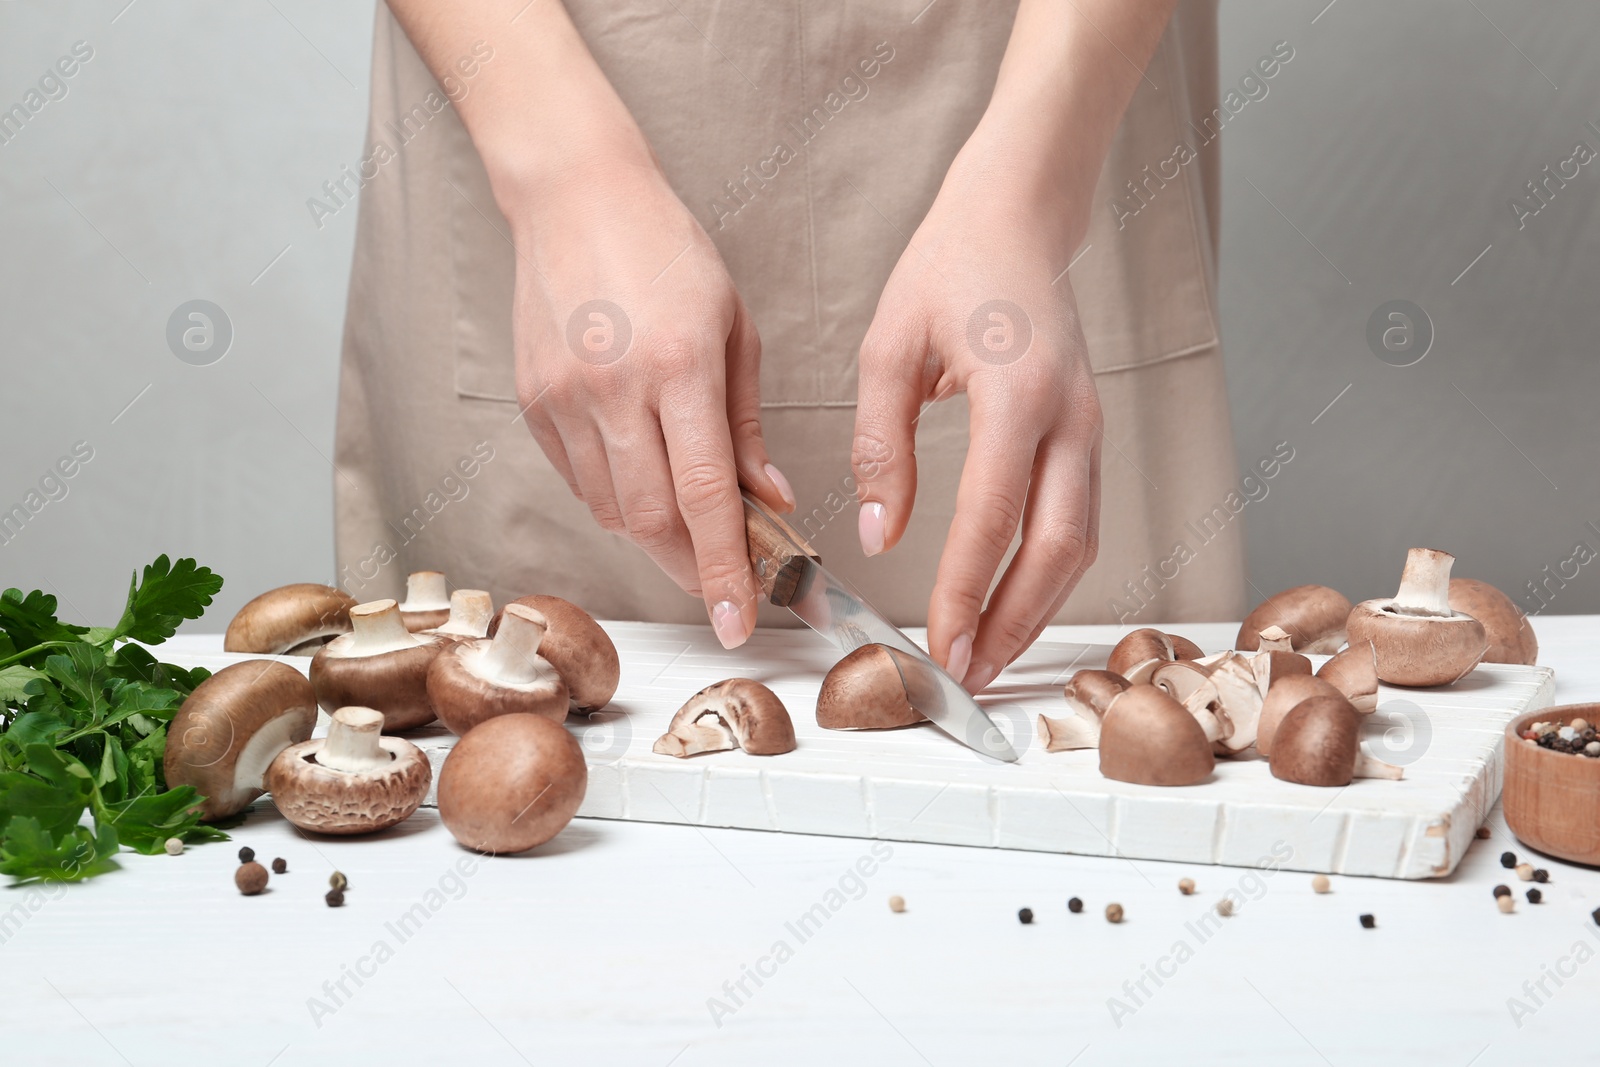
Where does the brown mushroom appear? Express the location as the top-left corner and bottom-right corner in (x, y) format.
(1202, 653), (1266, 754)
(1168, 634), (1205, 660)
(224, 583), (357, 655)
(397, 570), (452, 632)
(436, 713), (588, 853)
(1256, 674), (1346, 757)
(1098, 684), (1215, 786)
(1236, 585), (1352, 653)
(426, 589), (495, 640)
(1151, 661), (1228, 745)
(490, 595), (620, 712)
(1317, 640), (1379, 713)
(1038, 669), (1130, 751)
(1347, 548), (1488, 687)
(164, 660), (319, 821)
(1108, 629), (1176, 678)
(816, 643), (927, 729)
(265, 707), (431, 834)
(653, 679), (796, 757)
(427, 604), (569, 735)
(1449, 577), (1538, 665)
(1269, 694), (1403, 786)
(310, 599), (444, 731)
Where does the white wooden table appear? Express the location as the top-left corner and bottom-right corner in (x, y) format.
(4, 618), (1597, 1066)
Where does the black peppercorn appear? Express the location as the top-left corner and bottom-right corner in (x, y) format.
(238, 846), (255, 864)
(325, 888), (345, 908)
(1018, 908), (1034, 925)
(1533, 869), (1549, 883)
(1592, 907), (1600, 927)
(1499, 851), (1516, 868)
(1359, 913), (1376, 929)
(1492, 885), (1511, 898)
(1067, 897), (1083, 913)
(1527, 888), (1542, 904)
(271, 857), (287, 875)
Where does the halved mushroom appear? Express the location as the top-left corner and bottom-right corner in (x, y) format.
(1256, 674), (1346, 757)
(1236, 585), (1351, 653)
(224, 583), (357, 655)
(265, 706), (431, 834)
(1317, 640), (1379, 713)
(1106, 629), (1204, 683)
(1168, 634), (1205, 660)
(1347, 548), (1488, 687)
(1151, 661), (1227, 745)
(490, 594), (620, 712)
(1098, 684), (1215, 786)
(310, 599), (444, 731)
(816, 644), (927, 729)
(437, 713), (588, 853)
(426, 589), (495, 640)
(427, 603), (569, 734)
(1449, 577), (1537, 665)
(653, 679), (796, 757)
(1269, 694), (1403, 786)
(397, 571), (452, 632)
(1203, 653), (1266, 754)
(165, 660), (319, 821)
(1038, 669), (1130, 751)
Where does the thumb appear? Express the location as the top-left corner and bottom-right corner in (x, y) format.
(852, 329), (928, 557)
(724, 296), (794, 512)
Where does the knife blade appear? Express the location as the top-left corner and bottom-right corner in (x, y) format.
(742, 492), (1019, 762)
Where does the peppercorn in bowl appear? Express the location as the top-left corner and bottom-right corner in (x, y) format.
(1505, 704), (1600, 866)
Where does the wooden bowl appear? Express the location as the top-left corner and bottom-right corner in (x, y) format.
(1504, 704), (1600, 865)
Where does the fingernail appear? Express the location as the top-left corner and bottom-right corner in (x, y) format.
(963, 661), (996, 694)
(944, 632), (973, 683)
(764, 463), (796, 510)
(859, 502), (886, 557)
(711, 599), (747, 650)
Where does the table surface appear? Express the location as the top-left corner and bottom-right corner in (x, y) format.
(4, 618), (1598, 1066)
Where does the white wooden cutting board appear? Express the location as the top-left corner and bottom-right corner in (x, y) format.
(162, 623), (1553, 880)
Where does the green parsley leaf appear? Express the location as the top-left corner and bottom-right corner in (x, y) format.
(0, 816), (120, 882)
(110, 555), (223, 645)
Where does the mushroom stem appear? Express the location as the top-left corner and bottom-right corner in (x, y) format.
(403, 570), (450, 610)
(1393, 548), (1455, 616)
(479, 605), (550, 685)
(437, 589), (494, 637)
(346, 599), (420, 655)
(315, 707), (393, 773)
(1354, 747), (1405, 780)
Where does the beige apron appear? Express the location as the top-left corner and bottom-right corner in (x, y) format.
(333, 0), (1246, 628)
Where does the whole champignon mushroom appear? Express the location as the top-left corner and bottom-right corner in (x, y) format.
(490, 595), (620, 713)
(1347, 548), (1489, 687)
(1316, 640), (1379, 713)
(426, 589), (495, 640)
(1235, 585), (1352, 653)
(653, 679), (796, 757)
(1449, 577), (1538, 665)
(816, 644), (926, 729)
(165, 661), (318, 821)
(265, 707), (432, 834)
(437, 713), (588, 853)
(1039, 669), (1130, 751)
(397, 571), (452, 632)
(224, 583), (357, 655)
(310, 599), (443, 731)
(1269, 694), (1403, 786)
(1255, 674), (1346, 757)
(1098, 684), (1215, 786)
(427, 603), (569, 735)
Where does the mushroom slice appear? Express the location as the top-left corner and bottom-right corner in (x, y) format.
(310, 599), (444, 731)
(816, 644), (927, 730)
(1317, 640), (1379, 713)
(491, 595), (620, 712)
(224, 583), (357, 656)
(1236, 585), (1352, 653)
(1151, 661), (1227, 744)
(1107, 629), (1176, 678)
(1204, 653), (1266, 754)
(1039, 670), (1129, 752)
(427, 603), (570, 735)
(653, 679), (796, 757)
(1449, 577), (1538, 665)
(165, 661), (319, 821)
(1269, 694), (1403, 787)
(1256, 674), (1345, 757)
(1347, 548), (1489, 687)
(1098, 684), (1215, 786)
(1250, 630), (1312, 697)
(426, 589), (495, 640)
(265, 706), (431, 834)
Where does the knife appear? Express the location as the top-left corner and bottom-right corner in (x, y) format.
(742, 491), (1019, 763)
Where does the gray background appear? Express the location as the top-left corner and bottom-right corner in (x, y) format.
(1, 0), (1595, 631)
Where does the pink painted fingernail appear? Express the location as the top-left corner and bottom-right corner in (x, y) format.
(945, 632), (973, 683)
(711, 600), (747, 650)
(859, 502), (886, 557)
(963, 661), (996, 694)
(765, 463), (796, 510)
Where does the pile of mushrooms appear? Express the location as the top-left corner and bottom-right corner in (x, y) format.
(653, 679), (796, 757)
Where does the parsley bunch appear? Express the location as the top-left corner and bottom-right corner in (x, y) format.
(0, 556), (230, 882)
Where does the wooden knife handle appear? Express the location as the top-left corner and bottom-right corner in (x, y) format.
(742, 491), (820, 607)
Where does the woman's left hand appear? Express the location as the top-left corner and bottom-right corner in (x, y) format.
(852, 133), (1103, 694)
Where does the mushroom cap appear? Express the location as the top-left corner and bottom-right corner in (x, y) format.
(223, 583), (357, 655)
(1269, 694), (1363, 787)
(1168, 634), (1205, 661)
(1316, 640), (1379, 711)
(265, 727), (432, 835)
(490, 595), (620, 712)
(1236, 585), (1352, 653)
(815, 643), (926, 729)
(1107, 629), (1175, 678)
(1449, 577), (1538, 665)
(310, 600), (443, 731)
(1064, 669), (1130, 717)
(1346, 599), (1487, 687)
(427, 637), (569, 735)
(437, 713), (589, 853)
(653, 678), (796, 757)
(164, 660), (318, 821)
(1098, 684), (1215, 786)
(1256, 674), (1345, 757)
